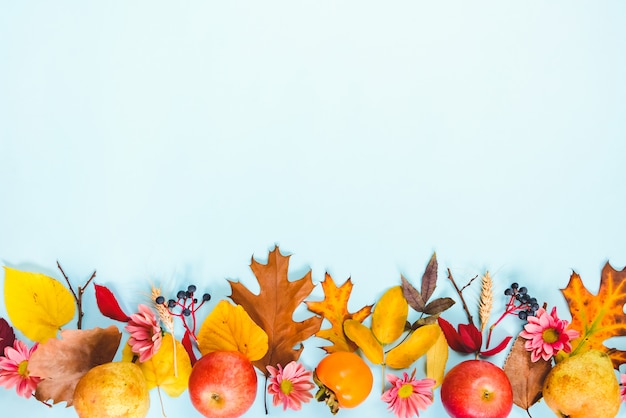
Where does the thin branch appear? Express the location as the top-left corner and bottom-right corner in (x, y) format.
(446, 268), (476, 327)
(57, 262), (96, 329)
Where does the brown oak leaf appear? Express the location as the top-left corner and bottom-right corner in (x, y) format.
(228, 246), (322, 375)
(306, 273), (373, 353)
(28, 325), (121, 406)
(503, 335), (552, 412)
(561, 262), (626, 368)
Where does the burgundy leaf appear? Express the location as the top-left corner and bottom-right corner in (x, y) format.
(458, 323), (482, 352)
(182, 330), (197, 366)
(401, 275), (425, 312)
(438, 317), (479, 353)
(481, 335), (513, 357)
(423, 297), (456, 315)
(421, 252), (438, 303)
(94, 284), (131, 322)
(0, 318), (16, 355)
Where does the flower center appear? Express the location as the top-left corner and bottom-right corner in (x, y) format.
(280, 379), (293, 395)
(17, 360), (29, 378)
(542, 328), (559, 344)
(398, 383), (414, 399)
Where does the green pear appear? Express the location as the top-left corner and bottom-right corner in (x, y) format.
(542, 349), (620, 418)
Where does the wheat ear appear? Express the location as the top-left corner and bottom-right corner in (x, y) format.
(152, 286), (178, 377)
(479, 271), (493, 332)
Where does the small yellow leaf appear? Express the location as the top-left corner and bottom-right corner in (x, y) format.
(197, 300), (268, 362)
(371, 286), (408, 345)
(343, 319), (384, 364)
(426, 326), (448, 388)
(385, 323), (441, 369)
(122, 333), (191, 397)
(3, 267), (75, 342)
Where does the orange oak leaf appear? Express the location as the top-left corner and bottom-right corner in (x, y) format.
(228, 246), (322, 375)
(306, 273), (373, 353)
(561, 262), (626, 368)
(27, 325), (122, 406)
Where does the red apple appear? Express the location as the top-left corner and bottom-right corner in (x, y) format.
(188, 350), (258, 418)
(440, 359), (513, 418)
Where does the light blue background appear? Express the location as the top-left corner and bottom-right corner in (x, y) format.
(2, 2), (626, 417)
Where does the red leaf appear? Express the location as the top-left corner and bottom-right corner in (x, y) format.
(481, 335), (513, 357)
(458, 323), (482, 352)
(94, 284), (130, 322)
(182, 330), (197, 366)
(0, 318), (16, 355)
(438, 317), (481, 353)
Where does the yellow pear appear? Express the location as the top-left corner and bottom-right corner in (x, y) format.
(73, 362), (150, 418)
(542, 350), (620, 418)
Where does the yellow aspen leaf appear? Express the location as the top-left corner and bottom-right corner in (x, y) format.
(3, 266), (75, 342)
(426, 326), (448, 388)
(196, 300), (268, 362)
(385, 323), (441, 369)
(371, 286), (408, 345)
(122, 333), (191, 397)
(306, 273), (373, 353)
(343, 319), (384, 364)
(561, 262), (626, 368)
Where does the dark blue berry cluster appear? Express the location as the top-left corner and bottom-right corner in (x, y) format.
(504, 282), (540, 320)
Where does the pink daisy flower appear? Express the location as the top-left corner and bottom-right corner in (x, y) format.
(267, 361), (314, 410)
(125, 304), (162, 362)
(519, 306), (579, 362)
(620, 374), (626, 402)
(382, 370), (435, 418)
(0, 339), (42, 398)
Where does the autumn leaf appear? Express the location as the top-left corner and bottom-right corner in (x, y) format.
(28, 325), (121, 406)
(385, 323), (441, 369)
(228, 246), (322, 375)
(426, 329), (448, 388)
(561, 262), (626, 368)
(306, 273), (373, 353)
(94, 283), (130, 322)
(122, 333), (192, 397)
(0, 317), (16, 355)
(372, 286), (408, 344)
(196, 300), (268, 362)
(343, 319), (383, 364)
(503, 335), (552, 411)
(3, 267), (75, 343)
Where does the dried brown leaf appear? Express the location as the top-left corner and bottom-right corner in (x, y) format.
(422, 297), (455, 316)
(503, 335), (552, 411)
(421, 252), (438, 302)
(28, 325), (122, 406)
(401, 275), (425, 312)
(229, 246), (322, 375)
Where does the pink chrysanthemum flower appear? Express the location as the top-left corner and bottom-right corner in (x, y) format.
(519, 306), (579, 362)
(620, 374), (626, 402)
(381, 370), (435, 418)
(0, 339), (41, 398)
(125, 304), (162, 362)
(267, 361), (314, 410)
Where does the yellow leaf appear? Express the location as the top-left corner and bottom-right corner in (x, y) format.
(122, 333), (191, 397)
(197, 300), (268, 362)
(3, 267), (75, 342)
(371, 286), (408, 345)
(385, 323), (441, 369)
(426, 326), (448, 388)
(343, 319), (384, 364)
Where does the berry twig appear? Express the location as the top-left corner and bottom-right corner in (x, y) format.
(57, 261), (96, 329)
(485, 282), (539, 348)
(155, 284), (211, 343)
